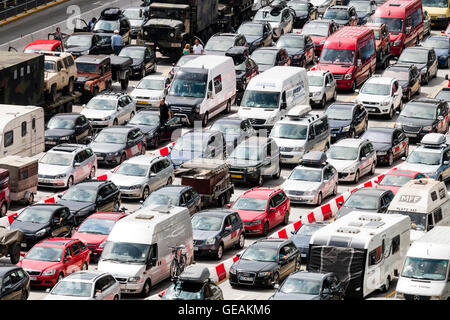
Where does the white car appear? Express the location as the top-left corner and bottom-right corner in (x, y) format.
(130, 75), (170, 108)
(326, 138), (377, 183)
(310, 0), (337, 14)
(355, 76), (403, 119)
(38, 144), (97, 188)
(80, 92), (136, 130)
(308, 70), (337, 107)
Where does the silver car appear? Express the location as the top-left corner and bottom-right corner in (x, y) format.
(38, 144), (97, 189)
(308, 70), (337, 107)
(109, 154), (174, 200)
(44, 271), (120, 300)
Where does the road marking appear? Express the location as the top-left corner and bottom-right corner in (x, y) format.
(428, 80), (448, 98)
(386, 290), (396, 298)
(344, 92), (358, 102)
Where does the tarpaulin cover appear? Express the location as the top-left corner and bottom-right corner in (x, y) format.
(0, 227), (23, 246)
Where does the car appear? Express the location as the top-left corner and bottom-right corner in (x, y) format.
(366, 22), (391, 62)
(89, 126), (146, 166)
(250, 47), (290, 72)
(281, 151), (338, 206)
(209, 116), (256, 155)
(192, 209), (245, 260)
(361, 127), (409, 166)
(288, 1), (319, 28)
(56, 179), (121, 225)
(237, 21), (274, 53)
(10, 204), (75, 250)
(381, 64), (421, 101)
(397, 133), (450, 181)
(159, 266), (223, 300)
(24, 39), (64, 53)
(80, 92), (136, 130)
(397, 46), (438, 85)
(109, 155), (174, 200)
(38, 144), (97, 189)
(308, 70), (337, 108)
(348, 0), (376, 25)
(310, 0), (337, 15)
(290, 222), (329, 260)
(139, 185), (201, 216)
(204, 33), (249, 56)
(336, 187), (395, 219)
(118, 45), (156, 78)
(326, 103), (368, 142)
(435, 87), (450, 103)
(0, 266), (30, 300)
(300, 20), (339, 57)
(442, 23), (450, 36)
(326, 138), (377, 183)
(355, 76), (403, 119)
(18, 238), (90, 287)
(73, 55), (113, 98)
(64, 33), (114, 58)
(374, 169), (427, 195)
(276, 34), (315, 67)
(228, 136), (281, 187)
(43, 52), (77, 102)
(168, 54), (199, 81)
(130, 74), (171, 108)
(422, 36), (450, 69)
(229, 187), (289, 236)
(269, 271), (344, 300)
(45, 113), (93, 150)
(45, 270), (121, 300)
(253, 4), (294, 40)
(322, 5), (359, 27)
(92, 7), (131, 45)
(122, 6), (149, 39)
(395, 98), (449, 142)
(229, 238), (300, 287)
(225, 46), (259, 93)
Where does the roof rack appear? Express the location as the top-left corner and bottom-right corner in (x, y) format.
(420, 133), (447, 148)
(300, 151), (327, 167)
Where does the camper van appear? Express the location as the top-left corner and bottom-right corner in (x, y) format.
(166, 55), (236, 127)
(238, 66), (309, 130)
(307, 211), (411, 299)
(0, 105), (45, 158)
(387, 179), (450, 243)
(97, 204), (194, 297)
(396, 226), (450, 300)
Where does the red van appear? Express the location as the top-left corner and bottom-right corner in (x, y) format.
(315, 26), (376, 92)
(372, 0), (423, 56)
(0, 169), (9, 216)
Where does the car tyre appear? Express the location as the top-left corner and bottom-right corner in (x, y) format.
(9, 243), (20, 264)
(262, 221), (269, 236)
(141, 279), (151, 298)
(283, 211), (289, 225)
(216, 243), (224, 260)
(381, 276), (391, 292)
(167, 176), (173, 185)
(141, 144), (146, 155)
(114, 295), (119, 300)
(332, 184), (338, 196)
(257, 175), (264, 187)
(316, 192), (322, 206)
(272, 272), (280, 288)
(236, 233), (245, 249)
(225, 99), (232, 114)
(202, 112), (209, 127)
(65, 78), (74, 94)
(273, 163), (281, 179)
(89, 167), (96, 179)
(67, 176), (74, 188)
(130, 111), (135, 120)
(82, 262), (88, 270)
(113, 118), (118, 126)
(50, 84), (57, 103)
(57, 272), (64, 283)
(142, 186), (150, 200)
(370, 162), (376, 175)
(332, 89), (337, 101)
(387, 152), (393, 166)
(21, 288), (29, 300)
(351, 80), (356, 92)
(0, 202), (7, 217)
(119, 153), (126, 164)
(354, 170), (360, 184)
(387, 106), (394, 120)
(321, 95), (326, 108)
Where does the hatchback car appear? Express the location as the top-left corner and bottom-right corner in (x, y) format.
(382, 64), (421, 101)
(204, 33), (248, 56)
(229, 238), (300, 287)
(130, 75), (170, 108)
(397, 47), (438, 85)
(250, 47), (290, 72)
(92, 7), (131, 44)
(45, 113), (93, 150)
(118, 45), (156, 78)
(109, 155), (173, 200)
(326, 103), (368, 142)
(237, 21), (273, 52)
(209, 117), (256, 154)
(290, 222), (329, 260)
(308, 70), (337, 108)
(192, 209), (245, 260)
(374, 169), (427, 195)
(0, 266), (30, 300)
(253, 5), (294, 40)
(422, 36), (450, 69)
(64, 33), (114, 57)
(348, 0), (376, 25)
(300, 20), (339, 57)
(435, 87), (450, 103)
(288, 1), (319, 28)
(18, 238), (90, 287)
(276, 34), (315, 67)
(90, 126), (146, 166)
(38, 144), (97, 189)
(322, 6), (358, 27)
(225, 46), (259, 93)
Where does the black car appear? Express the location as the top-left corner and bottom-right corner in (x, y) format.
(192, 209), (245, 260)
(56, 179), (121, 225)
(237, 21), (273, 53)
(10, 204), (75, 250)
(276, 34), (315, 67)
(45, 113), (93, 150)
(348, 0), (376, 25)
(204, 33), (249, 56)
(435, 87), (450, 103)
(250, 47), (290, 72)
(122, 6), (150, 39)
(229, 238), (301, 288)
(287, 0), (319, 28)
(269, 271), (344, 300)
(325, 103), (368, 142)
(382, 64), (421, 101)
(128, 110), (181, 148)
(225, 46), (259, 92)
(0, 266), (30, 300)
(91, 7), (131, 45)
(361, 127), (409, 166)
(209, 116), (256, 153)
(396, 98), (449, 141)
(397, 46), (438, 84)
(290, 222), (329, 261)
(64, 33), (114, 57)
(322, 6), (359, 27)
(119, 45), (156, 78)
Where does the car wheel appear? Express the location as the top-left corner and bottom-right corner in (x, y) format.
(438, 175), (443, 182)
(381, 276), (391, 292)
(202, 112), (209, 127)
(67, 176), (74, 188)
(82, 262), (88, 271)
(283, 211), (290, 225)
(119, 153), (126, 164)
(225, 99), (231, 114)
(262, 221), (269, 236)
(354, 170), (360, 184)
(21, 288), (29, 300)
(404, 144), (409, 157)
(332, 89), (337, 101)
(0, 202), (7, 217)
(302, 57), (306, 68)
(273, 163), (281, 179)
(141, 144), (146, 155)
(114, 295), (119, 300)
(216, 243), (224, 260)
(272, 272), (280, 288)
(8, 243), (20, 264)
(257, 175), (264, 187)
(416, 85), (421, 95)
(316, 192), (322, 206)
(142, 186), (150, 200)
(130, 111), (135, 120)
(89, 167), (96, 179)
(236, 233), (245, 249)
(217, 193), (226, 207)
(65, 78), (74, 94)
(141, 68), (146, 79)
(388, 152), (393, 166)
(50, 84), (57, 103)
(407, 89), (411, 101)
(153, 135), (160, 148)
(57, 272), (64, 283)
(113, 118), (118, 126)
(370, 162), (376, 175)
(141, 279), (151, 297)
(387, 106), (394, 120)
(167, 176), (173, 185)
(321, 95), (326, 108)
(351, 80), (356, 92)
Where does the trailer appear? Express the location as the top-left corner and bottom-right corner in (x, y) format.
(109, 55), (133, 91)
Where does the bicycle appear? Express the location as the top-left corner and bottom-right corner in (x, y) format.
(169, 245), (187, 279)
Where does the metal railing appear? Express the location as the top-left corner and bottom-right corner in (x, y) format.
(0, 0), (56, 21)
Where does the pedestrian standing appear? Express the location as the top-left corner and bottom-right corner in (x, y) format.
(53, 27), (68, 42)
(111, 30), (123, 55)
(159, 98), (171, 124)
(183, 43), (190, 55)
(192, 39), (204, 55)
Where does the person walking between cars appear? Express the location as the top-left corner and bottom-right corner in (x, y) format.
(53, 27), (68, 42)
(159, 98), (171, 125)
(193, 39), (204, 55)
(88, 17), (97, 31)
(111, 30), (123, 55)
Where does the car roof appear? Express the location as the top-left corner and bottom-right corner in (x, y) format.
(184, 129), (219, 138)
(141, 74), (167, 81)
(327, 5), (351, 10)
(212, 33), (239, 38)
(153, 185), (190, 194)
(241, 135), (270, 145)
(253, 47), (282, 53)
(36, 238), (75, 248)
(307, 70), (329, 77)
(52, 113), (82, 119)
(352, 187), (389, 196)
(49, 144), (87, 153)
(24, 203), (66, 211)
(86, 212), (127, 220)
(0, 266), (22, 276)
(365, 127), (395, 134)
(386, 63), (413, 71)
(196, 209), (236, 218)
(242, 187), (280, 198)
(366, 76), (395, 85)
(407, 98), (440, 108)
(120, 154), (162, 165)
(328, 103), (355, 110)
(72, 179), (109, 188)
(384, 168), (422, 177)
(253, 238), (291, 248)
(122, 45), (147, 50)
(75, 55), (110, 64)
(101, 126), (134, 133)
(403, 46), (431, 53)
(212, 117), (244, 125)
(63, 271), (107, 283)
(289, 271), (330, 281)
(334, 138), (367, 147)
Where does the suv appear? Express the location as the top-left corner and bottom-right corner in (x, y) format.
(326, 138), (377, 183)
(308, 70), (337, 107)
(253, 5), (294, 40)
(237, 21), (274, 52)
(397, 47), (438, 85)
(326, 103), (368, 142)
(382, 64), (421, 101)
(74, 55), (113, 98)
(38, 144), (97, 188)
(92, 7), (131, 45)
(225, 46), (259, 93)
(366, 23), (390, 63)
(204, 33), (249, 56)
(43, 52), (77, 102)
(250, 47), (290, 72)
(322, 5), (359, 27)
(228, 136), (281, 186)
(276, 34), (315, 67)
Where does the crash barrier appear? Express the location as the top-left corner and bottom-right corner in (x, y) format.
(0, 0), (57, 21)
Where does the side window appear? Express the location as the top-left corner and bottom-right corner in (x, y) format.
(65, 247), (72, 258)
(78, 242), (87, 252)
(2, 275), (12, 289)
(10, 271), (21, 284)
(184, 189), (193, 203)
(4, 130), (13, 148)
(368, 245), (383, 266)
(431, 191), (438, 202)
(21, 121), (27, 137)
(67, 55), (75, 66)
(434, 208), (443, 223)
(57, 61), (63, 71)
(213, 75), (222, 94)
(229, 213), (238, 225)
(85, 148), (93, 158)
(427, 213), (434, 229)
(32, 118), (36, 130)
(70, 243), (81, 256)
(74, 152), (83, 164)
(391, 235), (400, 254)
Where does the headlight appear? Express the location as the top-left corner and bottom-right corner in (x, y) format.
(395, 122), (402, 129)
(381, 99), (391, 106)
(319, 40), (326, 45)
(229, 267), (237, 275)
(344, 165), (358, 173)
(342, 125), (350, 132)
(248, 219), (262, 225)
(247, 167), (258, 172)
(394, 40), (402, 46)
(205, 238), (216, 245)
(98, 241), (106, 248)
(293, 147), (304, 152)
(35, 229), (47, 237)
(377, 151), (387, 156)
(344, 73), (352, 80)
(54, 174), (66, 179)
(59, 136), (69, 141)
(195, 104), (201, 113)
(258, 271), (271, 277)
(81, 50), (89, 55)
(312, 91), (321, 97)
(130, 184), (142, 189)
(108, 151), (121, 157)
(128, 276), (140, 282)
(420, 68), (427, 74)
(423, 126), (432, 132)
(101, 116), (112, 121)
(303, 190), (317, 195)
(42, 269), (56, 276)
(144, 31), (148, 36)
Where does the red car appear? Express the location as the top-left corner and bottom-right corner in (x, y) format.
(375, 169), (427, 195)
(17, 238), (90, 287)
(23, 39), (64, 53)
(0, 168), (10, 216)
(300, 20), (339, 57)
(229, 187), (290, 236)
(72, 212), (127, 260)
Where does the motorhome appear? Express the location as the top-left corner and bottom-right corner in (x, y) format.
(307, 211), (411, 299)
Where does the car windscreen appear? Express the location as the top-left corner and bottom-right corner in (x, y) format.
(46, 117), (75, 129)
(327, 146), (358, 160)
(61, 187), (97, 203)
(406, 150), (441, 165)
(39, 152), (73, 166)
(241, 90), (280, 109)
(344, 194), (379, 210)
(423, 38), (450, 49)
(93, 20), (120, 32)
(382, 69), (409, 81)
(129, 112), (160, 126)
(289, 3), (308, 11)
(94, 132), (127, 144)
(51, 281), (92, 298)
(86, 98), (117, 110)
(378, 174), (412, 187)
(66, 35), (92, 48)
(401, 257), (449, 281)
(229, 145), (261, 161)
(277, 37), (304, 49)
(123, 8), (144, 20)
(119, 47), (145, 59)
(361, 83), (391, 96)
(204, 37), (236, 51)
(254, 9), (282, 22)
(163, 282), (203, 300)
(279, 278), (321, 295)
(271, 123), (308, 140)
(238, 24), (263, 36)
(101, 241), (150, 264)
(307, 75), (324, 86)
(400, 103), (437, 120)
(44, 61), (56, 72)
(231, 197), (267, 211)
(169, 72), (207, 98)
(210, 122), (241, 136)
(25, 246), (63, 262)
(361, 130), (391, 144)
(16, 207), (53, 224)
(77, 218), (115, 235)
(349, 1), (370, 13)
(325, 106), (353, 120)
(75, 63), (98, 73)
(323, 9), (350, 20)
(136, 79), (165, 90)
(301, 23), (328, 37)
(175, 55), (198, 67)
(250, 50), (277, 65)
(142, 192), (180, 207)
(422, 0), (448, 8)
(398, 49), (428, 64)
(172, 135), (204, 152)
(288, 168), (322, 182)
(320, 48), (355, 65)
(373, 17), (403, 33)
(240, 246), (277, 262)
(435, 90), (450, 102)
(295, 224), (324, 236)
(191, 215), (223, 231)
(115, 163), (149, 177)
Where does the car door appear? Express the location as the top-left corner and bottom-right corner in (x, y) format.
(392, 81), (402, 110)
(117, 97), (128, 124)
(63, 246), (76, 274)
(182, 189), (195, 215)
(73, 151), (86, 183)
(229, 212), (242, 246)
(221, 215), (233, 249)
(358, 144), (370, 175)
(278, 244), (297, 279)
(441, 149), (450, 180)
(353, 105), (364, 135)
(429, 50), (438, 77)
(304, 36), (315, 64)
(322, 166), (332, 197)
(96, 185), (114, 212)
(70, 242), (83, 271)
(79, 150), (92, 180)
(74, 116), (89, 142)
(125, 129), (141, 158)
(1, 273), (19, 300)
(51, 207), (72, 237)
(264, 23), (273, 46)
(275, 192), (288, 225)
(94, 276), (113, 300)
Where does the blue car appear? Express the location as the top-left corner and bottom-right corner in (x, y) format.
(291, 222), (329, 261)
(423, 36), (450, 69)
(325, 103), (368, 143)
(348, 0), (377, 26)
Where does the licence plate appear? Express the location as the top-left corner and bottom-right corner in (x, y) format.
(21, 243), (27, 248)
(171, 43), (181, 47)
(47, 141), (57, 145)
(231, 174), (242, 179)
(239, 276), (253, 281)
(137, 100), (148, 105)
(194, 247), (198, 251)
(97, 157), (104, 160)
(331, 134), (336, 137)
(29, 277), (37, 281)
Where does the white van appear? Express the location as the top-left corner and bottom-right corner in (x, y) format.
(238, 66), (309, 130)
(97, 204), (194, 297)
(166, 55), (236, 127)
(387, 179), (450, 243)
(0, 105), (44, 158)
(307, 211), (411, 299)
(396, 226), (450, 300)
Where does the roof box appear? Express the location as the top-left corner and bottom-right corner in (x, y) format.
(420, 133), (447, 147)
(178, 266), (210, 283)
(101, 7), (122, 19)
(300, 151), (327, 167)
(225, 46), (249, 58)
(287, 104), (311, 118)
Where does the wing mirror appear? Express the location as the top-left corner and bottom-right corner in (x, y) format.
(74, 162), (81, 167)
(224, 225), (233, 232)
(207, 91), (213, 99)
(401, 156), (406, 161)
(65, 256), (72, 262)
(360, 156), (367, 161)
(357, 59), (362, 66)
(438, 116), (444, 121)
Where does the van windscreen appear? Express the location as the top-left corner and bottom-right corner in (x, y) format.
(241, 90), (280, 109)
(373, 17), (403, 33)
(422, 0), (448, 8)
(320, 49), (355, 65)
(169, 71), (208, 98)
(401, 257), (449, 281)
(101, 241), (151, 264)
(387, 210), (427, 231)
